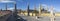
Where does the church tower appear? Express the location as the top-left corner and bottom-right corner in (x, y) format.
(39, 4), (42, 16)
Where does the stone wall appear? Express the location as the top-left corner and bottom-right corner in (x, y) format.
(19, 12), (60, 17)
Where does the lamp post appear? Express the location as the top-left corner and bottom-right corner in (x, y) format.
(27, 4), (30, 16)
(34, 4), (37, 16)
(6, 3), (7, 10)
(13, 2), (17, 16)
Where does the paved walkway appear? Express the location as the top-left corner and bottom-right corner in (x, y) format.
(0, 14), (11, 21)
(18, 14), (60, 21)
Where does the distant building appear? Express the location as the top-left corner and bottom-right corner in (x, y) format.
(0, 10), (12, 16)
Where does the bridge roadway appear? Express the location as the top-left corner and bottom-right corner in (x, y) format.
(0, 14), (60, 21)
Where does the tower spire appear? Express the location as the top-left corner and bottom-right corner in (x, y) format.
(39, 4), (42, 16)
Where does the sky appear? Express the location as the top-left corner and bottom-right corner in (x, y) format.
(0, 0), (60, 12)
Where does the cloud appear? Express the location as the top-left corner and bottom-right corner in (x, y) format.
(7, 8), (14, 10)
(41, 4), (48, 9)
(42, 4), (47, 6)
(17, 0), (24, 2)
(0, 0), (15, 3)
(0, 0), (10, 1)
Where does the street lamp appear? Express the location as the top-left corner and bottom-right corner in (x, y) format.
(13, 1), (18, 16)
(5, 3), (7, 10)
(27, 4), (30, 16)
(14, 2), (17, 12)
